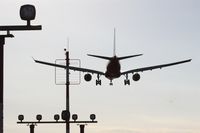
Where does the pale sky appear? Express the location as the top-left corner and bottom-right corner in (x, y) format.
(1, 0), (200, 133)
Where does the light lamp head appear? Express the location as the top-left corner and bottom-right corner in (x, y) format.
(20, 4), (36, 25)
(18, 115), (24, 122)
(72, 114), (78, 121)
(54, 114), (60, 121)
(90, 114), (96, 121)
(61, 110), (70, 121)
(36, 114), (42, 122)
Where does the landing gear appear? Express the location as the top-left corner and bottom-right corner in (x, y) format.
(109, 80), (113, 86)
(124, 79), (130, 85)
(124, 74), (130, 85)
(96, 74), (101, 86)
(96, 79), (101, 85)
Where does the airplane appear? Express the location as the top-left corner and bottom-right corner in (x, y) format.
(33, 29), (191, 85)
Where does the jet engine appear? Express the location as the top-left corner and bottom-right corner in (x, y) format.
(84, 74), (92, 82)
(132, 73), (140, 81)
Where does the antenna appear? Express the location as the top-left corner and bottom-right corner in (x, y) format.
(113, 28), (116, 56)
(67, 37), (69, 51)
(64, 37), (70, 52)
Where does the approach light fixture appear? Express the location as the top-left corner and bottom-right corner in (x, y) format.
(72, 114), (78, 121)
(18, 115), (24, 122)
(20, 4), (36, 26)
(36, 114), (42, 122)
(61, 110), (70, 121)
(90, 114), (96, 121)
(54, 114), (60, 121)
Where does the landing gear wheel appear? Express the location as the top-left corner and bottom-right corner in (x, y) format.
(109, 80), (113, 86)
(124, 79), (130, 85)
(96, 80), (101, 85)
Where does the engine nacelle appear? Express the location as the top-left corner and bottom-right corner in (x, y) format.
(132, 73), (140, 81)
(84, 74), (92, 82)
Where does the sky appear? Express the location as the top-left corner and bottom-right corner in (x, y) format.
(0, 0), (200, 133)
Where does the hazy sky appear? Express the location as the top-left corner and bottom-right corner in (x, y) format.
(1, 0), (200, 133)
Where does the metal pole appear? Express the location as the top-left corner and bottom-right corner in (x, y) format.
(65, 50), (70, 133)
(79, 125), (85, 133)
(0, 36), (5, 133)
(29, 124), (35, 133)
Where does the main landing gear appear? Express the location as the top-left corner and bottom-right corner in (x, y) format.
(96, 79), (101, 85)
(124, 74), (130, 85)
(124, 79), (130, 85)
(96, 74), (101, 85)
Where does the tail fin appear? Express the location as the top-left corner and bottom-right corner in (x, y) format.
(113, 28), (116, 56)
(87, 28), (117, 60)
(88, 28), (143, 60)
(113, 28), (143, 60)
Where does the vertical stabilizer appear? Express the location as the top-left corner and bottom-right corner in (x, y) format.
(113, 28), (116, 56)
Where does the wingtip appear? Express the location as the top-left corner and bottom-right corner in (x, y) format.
(87, 54), (92, 57)
(185, 59), (192, 62)
(183, 59), (192, 63)
(32, 57), (36, 62)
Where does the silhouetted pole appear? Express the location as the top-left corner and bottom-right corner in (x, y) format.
(17, 49), (97, 132)
(0, 5), (42, 133)
(29, 124), (35, 133)
(0, 37), (4, 133)
(79, 125), (85, 133)
(65, 50), (70, 133)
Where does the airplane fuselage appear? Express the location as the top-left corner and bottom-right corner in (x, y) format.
(105, 56), (121, 80)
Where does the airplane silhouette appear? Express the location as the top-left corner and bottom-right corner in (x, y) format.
(34, 29), (191, 85)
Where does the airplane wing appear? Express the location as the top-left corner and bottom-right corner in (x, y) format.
(121, 59), (192, 75)
(34, 59), (105, 75)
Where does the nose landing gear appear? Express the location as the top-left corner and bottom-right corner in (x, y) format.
(109, 80), (113, 86)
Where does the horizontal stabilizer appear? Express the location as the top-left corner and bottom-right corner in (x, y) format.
(87, 54), (112, 60)
(118, 54), (143, 60)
